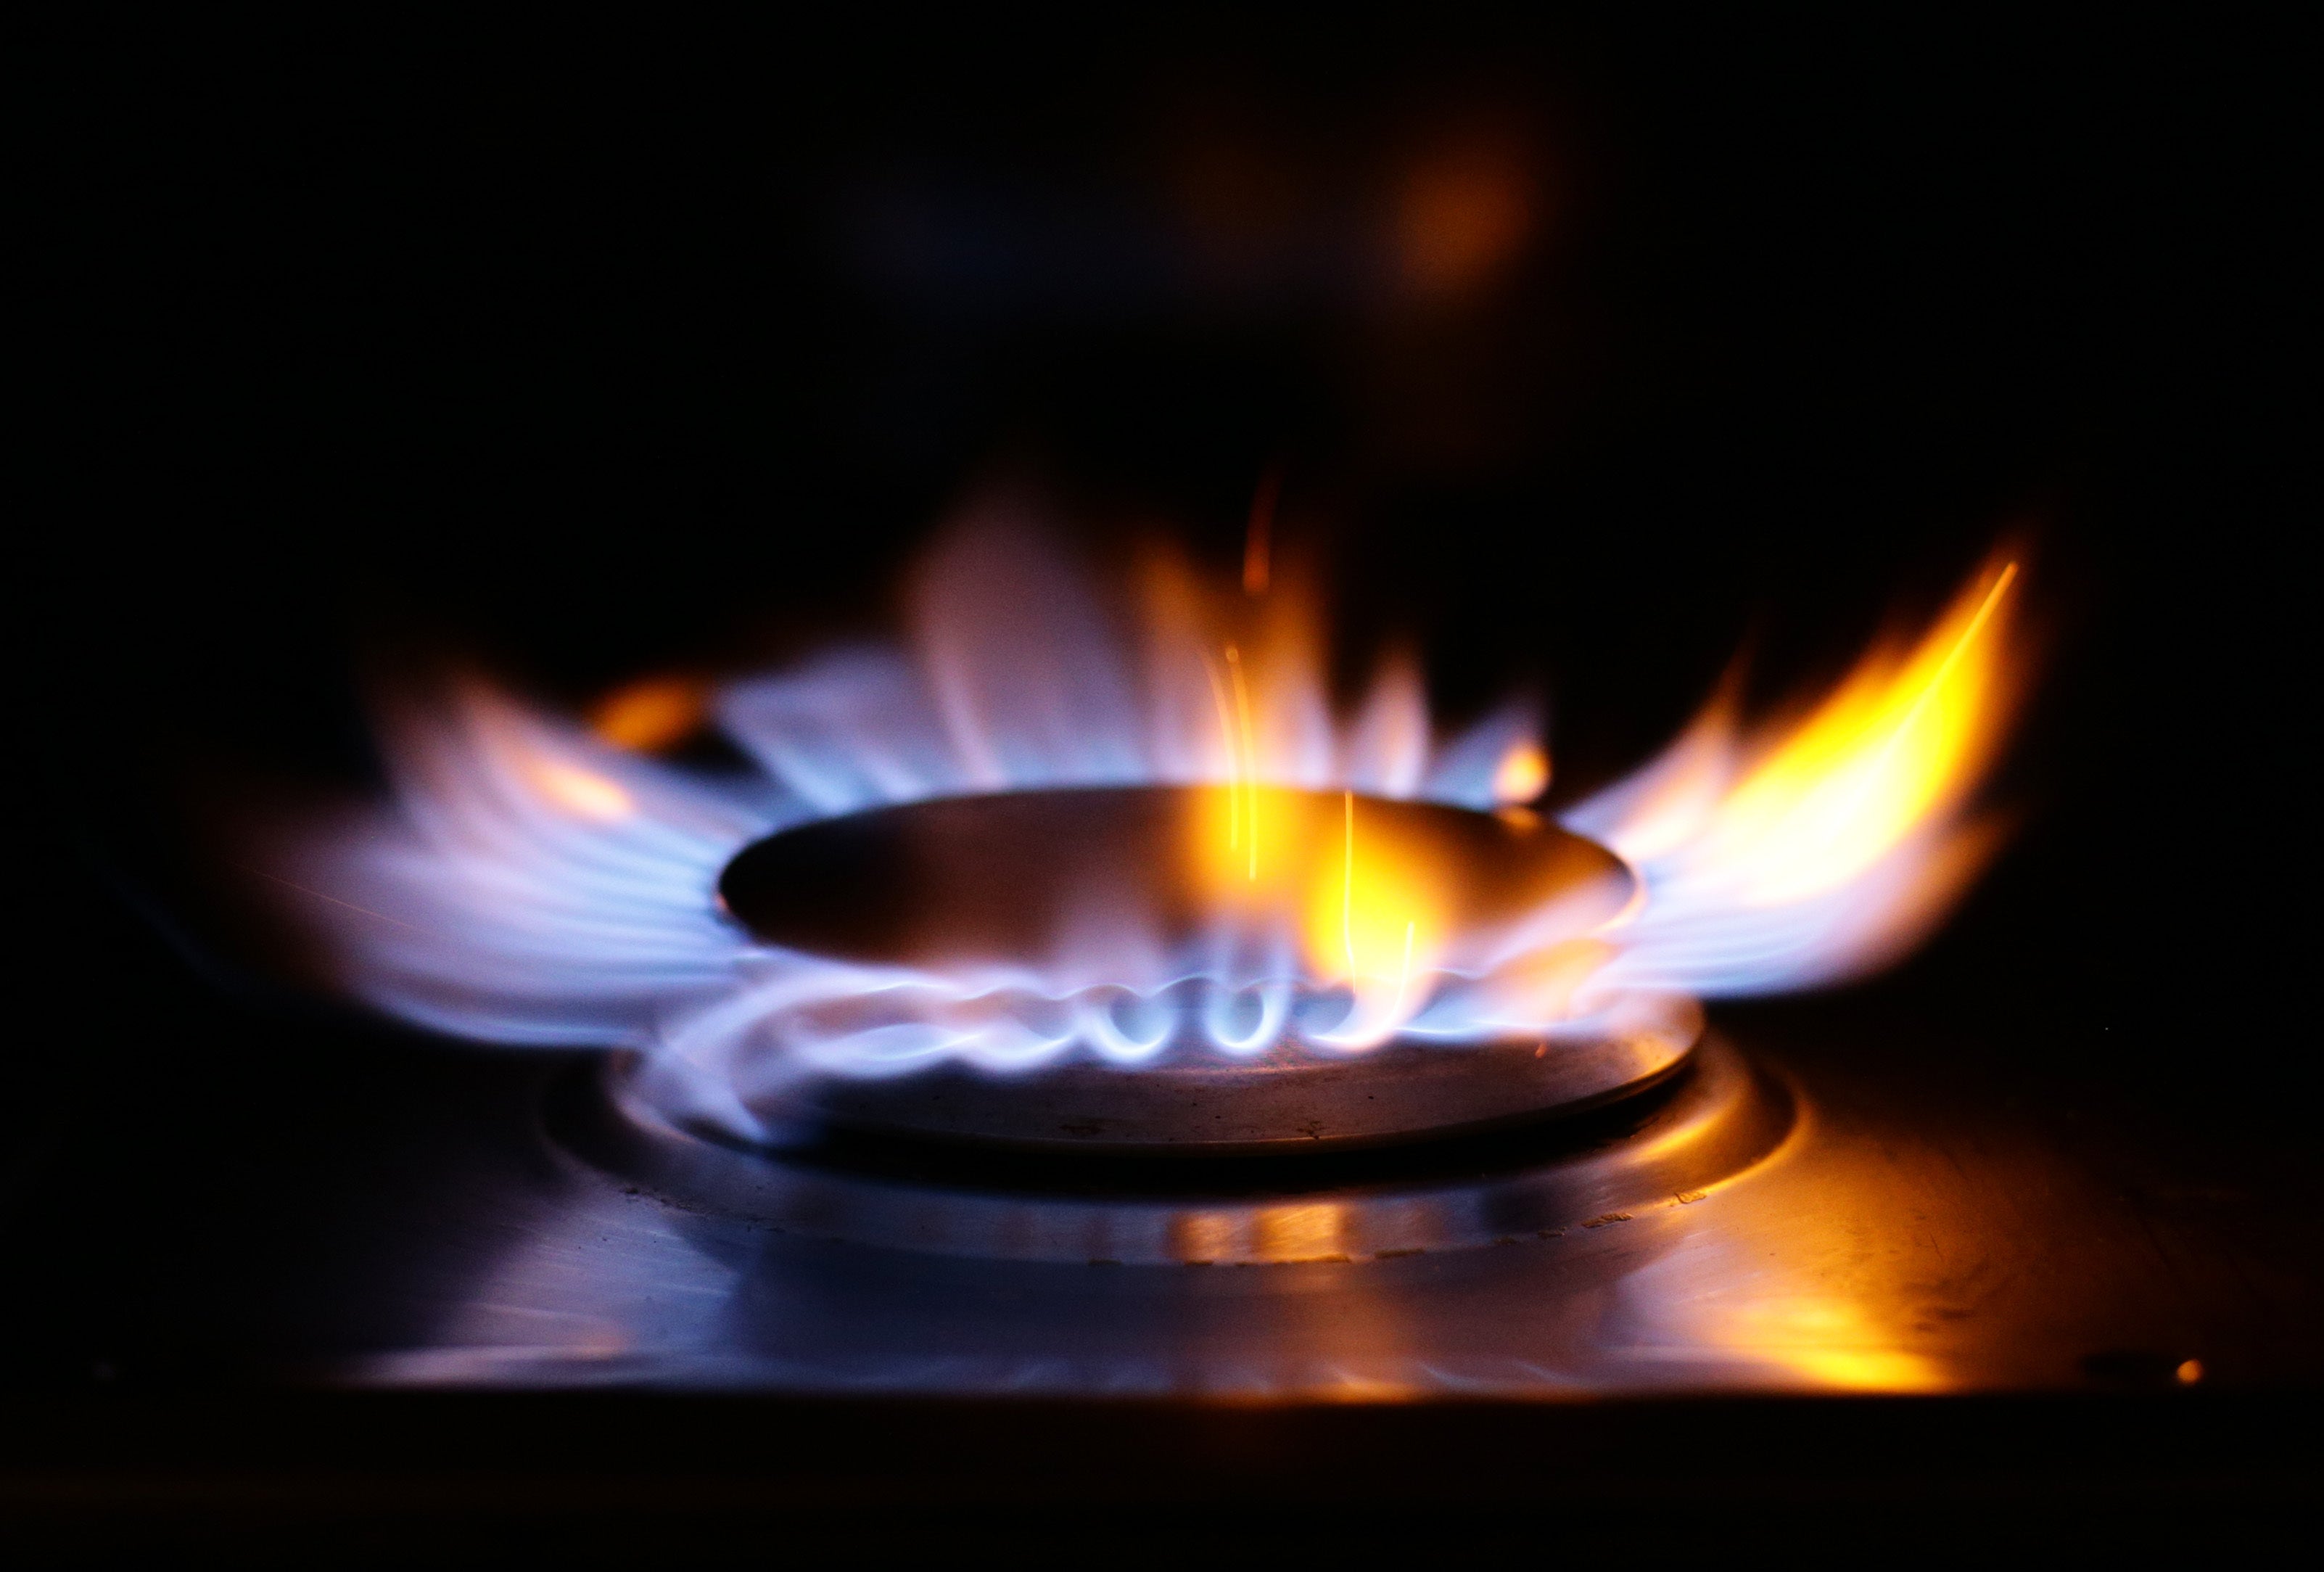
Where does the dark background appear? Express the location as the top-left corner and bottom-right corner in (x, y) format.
(8, 0), (2311, 1492)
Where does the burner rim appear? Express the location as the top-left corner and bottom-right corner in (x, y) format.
(778, 1000), (1699, 1156)
(544, 1032), (1794, 1267)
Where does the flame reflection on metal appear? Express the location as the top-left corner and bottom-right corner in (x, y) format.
(340, 1026), (2190, 1398)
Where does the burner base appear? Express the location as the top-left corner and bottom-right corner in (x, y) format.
(788, 1000), (1698, 1154)
(551, 1032), (1792, 1267)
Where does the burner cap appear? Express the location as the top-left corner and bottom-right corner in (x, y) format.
(720, 785), (1628, 970)
(714, 786), (1666, 1153)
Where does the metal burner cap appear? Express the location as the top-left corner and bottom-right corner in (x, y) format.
(713, 786), (1664, 1153)
(720, 785), (1630, 969)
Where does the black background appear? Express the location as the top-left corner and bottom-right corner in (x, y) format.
(8, 9), (2314, 1544)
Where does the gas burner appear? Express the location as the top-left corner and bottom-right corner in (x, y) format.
(218, 509), (2109, 1403)
(717, 785), (1672, 1151)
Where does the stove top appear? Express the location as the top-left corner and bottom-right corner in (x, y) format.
(55, 1011), (2315, 1400)
(9, 955), (2320, 1555)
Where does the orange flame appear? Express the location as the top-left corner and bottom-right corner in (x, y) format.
(1573, 550), (2029, 997)
(1703, 558), (2017, 903)
(590, 675), (709, 752)
(1243, 464), (1280, 596)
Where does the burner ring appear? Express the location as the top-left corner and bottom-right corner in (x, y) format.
(548, 1033), (1793, 1267)
(786, 1002), (1697, 1154)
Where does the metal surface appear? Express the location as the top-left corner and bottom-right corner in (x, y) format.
(13, 1003), (2324, 1400)
(233, 1013), (2302, 1397)
(561, 1031), (1779, 1264)
(782, 1002), (1699, 1154)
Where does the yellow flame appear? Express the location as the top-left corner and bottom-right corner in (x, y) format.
(1188, 781), (1449, 1040)
(1224, 645), (1261, 878)
(1155, 556), (1464, 1041)
(1200, 652), (1244, 857)
(1165, 540), (2024, 1036)
(1705, 557), (2019, 904)
(1312, 790), (1442, 992)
